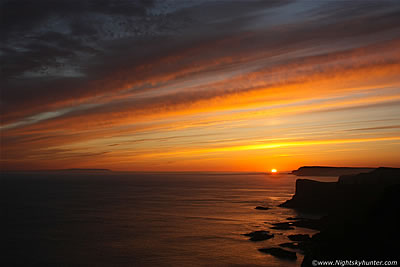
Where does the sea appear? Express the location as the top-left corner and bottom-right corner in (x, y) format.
(2, 171), (338, 267)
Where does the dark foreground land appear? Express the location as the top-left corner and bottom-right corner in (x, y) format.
(280, 167), (400, 266)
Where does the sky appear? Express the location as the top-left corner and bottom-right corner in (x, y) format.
(1, 0), (400, 172)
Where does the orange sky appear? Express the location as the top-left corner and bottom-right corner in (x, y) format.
(1, 1), (400, 171)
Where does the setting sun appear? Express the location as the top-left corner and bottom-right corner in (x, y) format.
(2, 1), (400, 266)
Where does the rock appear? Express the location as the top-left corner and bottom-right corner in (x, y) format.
(279, 242), (300, 249)
(291, 219), (322, 230)
(272, 222), (292, 226)
(271, 226), (295, 230)
(270, 222), (294, 230)
(286, 217), (305, 220)
(243, 230), (274, 241)
(258, 247), (297, 260)
(280, 241), (310, 253)
(288, 234), (310, 242)
(255, 206), (270, 210)
(243, 230), (269, 237)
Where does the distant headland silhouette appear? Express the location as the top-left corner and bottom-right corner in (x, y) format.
(57, 168), (112, 172)
(291, 166), (375, 177)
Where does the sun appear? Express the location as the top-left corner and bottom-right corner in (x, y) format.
(271, 169), (277, 173)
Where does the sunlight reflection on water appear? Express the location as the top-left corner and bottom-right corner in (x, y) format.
(3, 172), (337, 266)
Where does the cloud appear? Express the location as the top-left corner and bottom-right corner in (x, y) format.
(2, 0), (400, 170)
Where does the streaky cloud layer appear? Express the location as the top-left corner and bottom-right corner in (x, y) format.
(1, 0), (400, 171)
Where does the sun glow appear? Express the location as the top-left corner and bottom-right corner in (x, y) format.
(271, 169), (277, 173)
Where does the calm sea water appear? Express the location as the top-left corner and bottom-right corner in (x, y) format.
(2, 172), (337, 267)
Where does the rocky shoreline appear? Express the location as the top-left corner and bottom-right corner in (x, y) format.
(284, 167), (400, 266)
(244, 167), (400, 265)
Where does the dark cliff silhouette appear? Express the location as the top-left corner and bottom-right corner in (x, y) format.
(280, 168), (400, 266)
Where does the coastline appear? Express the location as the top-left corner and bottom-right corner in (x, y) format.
(275, 167), (400, 266)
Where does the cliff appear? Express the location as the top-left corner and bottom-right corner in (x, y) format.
(338, 167), (400, 184)
(279, 167), (400, 266)
(281, 167), (399, 215)
(291, 166), (374, 177)
(279, 179), (337, 213)
(302, 184), (400, 266)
